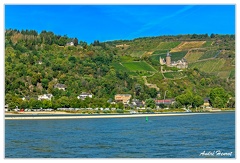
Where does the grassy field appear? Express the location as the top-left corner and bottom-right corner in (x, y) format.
(122, 61), (157, 72)
(185, 52), (204, 63)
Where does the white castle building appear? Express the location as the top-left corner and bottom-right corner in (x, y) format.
(159, 51), (188, 69)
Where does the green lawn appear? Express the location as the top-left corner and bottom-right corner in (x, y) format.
(122, 61), (157, 72)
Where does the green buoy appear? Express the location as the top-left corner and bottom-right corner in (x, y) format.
(146, 116), (148, 122)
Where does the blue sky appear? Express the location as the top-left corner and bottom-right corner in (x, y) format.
(5, 5), (235, 43)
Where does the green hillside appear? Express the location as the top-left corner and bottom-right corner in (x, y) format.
(163, 72), (185, 79)
(5, 29), (235, 109)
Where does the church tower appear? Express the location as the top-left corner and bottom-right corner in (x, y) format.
(166, 51), (171, 66)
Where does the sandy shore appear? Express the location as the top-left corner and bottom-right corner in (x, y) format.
(5, 111), (73, 115)
(5, 112), (211, 120)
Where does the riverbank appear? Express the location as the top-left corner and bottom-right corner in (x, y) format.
(5, 112), (216, 120)
(5, 111), (73, 115)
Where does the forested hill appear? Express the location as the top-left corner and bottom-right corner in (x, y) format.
(5, 29), (235, 109)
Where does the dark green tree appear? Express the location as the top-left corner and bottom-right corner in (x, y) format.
(145, 98), (156, 109)
(192, 95), (204, 108)
(73, 38), (78, 46)
(210, 87), (229, 108)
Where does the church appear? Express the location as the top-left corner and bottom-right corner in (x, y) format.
(159, 51), (188, 69)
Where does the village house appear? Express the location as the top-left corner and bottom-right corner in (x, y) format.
(131, 99), (144, 108)
(201, 97), (211, 109)
(38, 94), (53, 101)
(66, 41), (74, 46)
(77, 92), (93, 100)
(115, 44), (130, 49)
(115, 94), (132, 104)
(155, 99), (175, 105)
(54, 83), (67, 91)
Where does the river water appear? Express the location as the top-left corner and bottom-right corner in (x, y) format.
(5, 112), (235, 158)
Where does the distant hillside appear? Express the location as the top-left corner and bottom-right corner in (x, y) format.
(109, 34), (235, 80)
(5, 29), (235, 109)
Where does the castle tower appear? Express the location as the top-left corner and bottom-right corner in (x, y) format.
(159, 57), (164, 65)
(166, 51), (171, 66)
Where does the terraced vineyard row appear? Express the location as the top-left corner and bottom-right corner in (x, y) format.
(122, 61), (157, 72)
(198, 50), (219, 60)
(111, 61), (157, 77)
(201, 41), (213, 47)
(189, 59), (226, 73)
(171, 41), (206, 52)
(156, 41), (181, 50)
(110, 62), (129, 72)
(129, 51), (146, 57)
(150, 51), (188, 62)
(185, 52), (204, 63)
(217, 71), (231, 79)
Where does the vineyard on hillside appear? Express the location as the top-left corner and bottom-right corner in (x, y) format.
(171, 41), (206, 52)
(184, 52), (204, 63)
(122, 61), (157, 72)
(156, 41), (181, 50)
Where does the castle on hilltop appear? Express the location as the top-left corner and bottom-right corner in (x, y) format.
(160, 51), (188, 69)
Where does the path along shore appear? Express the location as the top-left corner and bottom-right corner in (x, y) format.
(5, 112), (212, 120)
